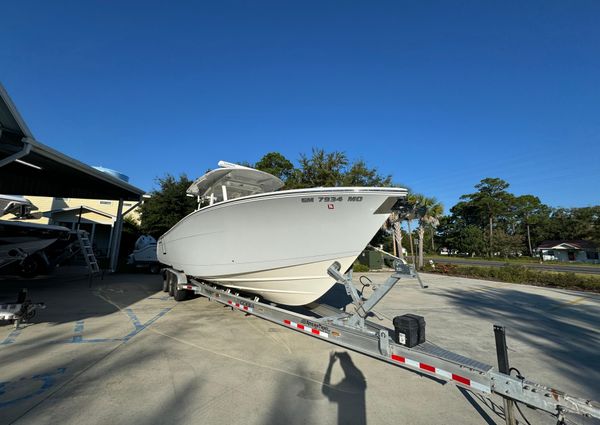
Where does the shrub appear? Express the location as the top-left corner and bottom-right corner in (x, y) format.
(353, 263), (370, 273)
(425, 262), (600, 292)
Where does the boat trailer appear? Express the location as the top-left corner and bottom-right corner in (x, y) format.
(0, 288), (45, 329)
(163, 262), (600, 424)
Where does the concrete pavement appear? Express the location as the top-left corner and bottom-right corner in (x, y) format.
(1, 271), (598, 424)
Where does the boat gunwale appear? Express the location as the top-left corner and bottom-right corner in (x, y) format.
(159, 186), (408, 239)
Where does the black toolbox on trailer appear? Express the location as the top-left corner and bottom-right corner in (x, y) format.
(393, 314), (426, 347)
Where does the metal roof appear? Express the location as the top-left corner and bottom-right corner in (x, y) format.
(0, 83), (145, 201)
(537, 240), (598, 250)
(45, 206), (116, 219)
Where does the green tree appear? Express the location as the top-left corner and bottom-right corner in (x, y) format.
(254, 152), (295, 184)
(342, 159), (392, 186)
(460, 178), (511, 257)
(400, 193), (420, 263)
(139, 174), (197, 238)
(386, 198), (414, 259)
(279, 148), (394, 190)
(412, 194), (444, 268)
(290, 148), (348, 188)
(513, 195), (545, 256)
(456, 225), (486, 256)
(490, 229), (523, 258)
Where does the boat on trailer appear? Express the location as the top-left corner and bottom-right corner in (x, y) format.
(157, 161), (407, 305)
(0, 195), (70, 271)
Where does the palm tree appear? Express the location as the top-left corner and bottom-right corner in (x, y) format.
(382, 185), (413, 260)
(386, 211), (405, 259)
(412, 194), (444, 268)
(386, 194), (419, 264)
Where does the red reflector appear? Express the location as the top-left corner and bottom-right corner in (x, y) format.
(297, 324), (305, 330)
(452, 374), (470, 386)
(420, 363), (435, 373)
(391, 354), (405, 363)
(284, 320), (291, 325)
(311, 329), (319, 335)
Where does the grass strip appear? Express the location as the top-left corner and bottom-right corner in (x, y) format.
(424, 263), (600, 292)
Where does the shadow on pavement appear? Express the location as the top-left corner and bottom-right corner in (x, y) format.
(435, 287), (600, 398)
(322, 351), (367, 425)
(0, 269), (164, 325)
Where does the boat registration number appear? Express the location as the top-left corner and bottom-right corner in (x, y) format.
(301, 196), (363, 203)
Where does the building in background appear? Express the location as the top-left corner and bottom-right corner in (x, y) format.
(19, 196), (140, 257)
(536, 240), (599, 264)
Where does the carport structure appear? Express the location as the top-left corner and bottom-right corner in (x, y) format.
(0, 82), (145, 271)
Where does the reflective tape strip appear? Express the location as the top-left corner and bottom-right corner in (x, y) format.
(391, 354), (490, 393)
(227, 300), (253, 313)
(283, 319), (329, 338)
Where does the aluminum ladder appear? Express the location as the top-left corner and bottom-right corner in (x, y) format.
(76, 231), (100, 276)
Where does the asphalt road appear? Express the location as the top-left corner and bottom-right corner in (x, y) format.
(426, 257), (600, 275)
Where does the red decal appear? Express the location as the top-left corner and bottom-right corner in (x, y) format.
(452, 374), (471, 386)
(227, 301), (232, 305)
(284, 320), (291, 325)
(420, 363), (436, 373)
(297, 324), (305, 330)
(391, 354), (405, 363)
(311, 329), (320, 335)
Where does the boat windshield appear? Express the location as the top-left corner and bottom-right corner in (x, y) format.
(187, 161), (284, 207)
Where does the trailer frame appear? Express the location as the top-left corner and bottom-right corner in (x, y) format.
(163, 261), (600, 423)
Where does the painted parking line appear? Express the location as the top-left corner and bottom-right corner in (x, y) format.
(548, 295), (592, 312)
(0, 368), (66, 409)
(122, 308), (170, 340)
(0, 328), (22, 346)
(61, 307), (171, 344)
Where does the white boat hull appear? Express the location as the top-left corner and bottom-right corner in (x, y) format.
(0, 220), (70, 268)
(158, 187), (405, 305)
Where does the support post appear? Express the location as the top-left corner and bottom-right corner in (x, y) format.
(108, 199), (124, 272)
(494, 325), (517, 425)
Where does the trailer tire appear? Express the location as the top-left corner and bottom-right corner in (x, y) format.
(168, 275), (175, 297)
(173, 288), (188, 302)
(19, 255), (43, 278)
(162, 274), (169, 292)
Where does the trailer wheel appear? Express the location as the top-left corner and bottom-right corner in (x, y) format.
(162, 274), (169, 292)
(19, 255), (43, 278)
(168, 274), (175, 297)
(173, 288), (188, 302)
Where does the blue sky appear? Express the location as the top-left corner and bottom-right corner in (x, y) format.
(2, 1), (599, 212)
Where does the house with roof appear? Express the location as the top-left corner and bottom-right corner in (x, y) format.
(535, 240), (599, 264)
(15, 196), (140, 258)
